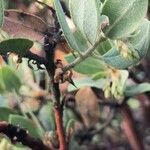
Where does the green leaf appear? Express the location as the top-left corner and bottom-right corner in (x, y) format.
(125, 83), (150, 97)
(0, 66), (21, 93)
(73, 31), (88, 52)
(103, 47), (119, 57)
(0, 0), (4, 27)
(9, 115), (40, 138)
(68, 77), (105, 92)
(102, 0), (148, 39)
(69, 0), (102, 44)
(54, 0), (80, 53)
(103, 53), (140, 69)
(96, 39), (112, 55)
(103, 43), (141, 69)
(92, 71), (108, 80)
(38, 102), (55, 131)
(128, 19), (150, 58)
(0, 107), (17, 121)
(65, 54), (107, 75)
(28, 111), (44, 138)
(0, 38), (33, 56)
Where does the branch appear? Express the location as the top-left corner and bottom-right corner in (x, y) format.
(44, 30), (67, 149)
(0, 121), (49, 150)
(63, 36), (105, 72)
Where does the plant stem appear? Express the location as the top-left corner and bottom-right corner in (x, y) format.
(44, 31), (67, 149)
(46, 75), (67, 150)
(63, 36), (105, 72)
(47, 72), (67, 150)
(54, 105), (66, 150)
(121, 101), (145, 150)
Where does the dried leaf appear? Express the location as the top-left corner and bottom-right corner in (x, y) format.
(2, 9), (48, 43)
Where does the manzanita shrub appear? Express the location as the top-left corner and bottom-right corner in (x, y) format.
(0, 0), (149, 149)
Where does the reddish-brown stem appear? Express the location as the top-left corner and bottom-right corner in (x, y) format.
(54, 106), (67, 150)
(121, 102), (145, 150)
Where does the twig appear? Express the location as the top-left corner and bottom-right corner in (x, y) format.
(0, 121), (49, 150)
(63, 36), (105, 72)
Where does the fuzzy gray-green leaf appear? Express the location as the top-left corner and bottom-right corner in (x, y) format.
(54, 0), (80, 53)
(103, 0), (148, 39)
(70, 0), (102, 44)
(128, 19), (150, 58)
(65, 54), (107, 75)
(125, 83), (150, 97)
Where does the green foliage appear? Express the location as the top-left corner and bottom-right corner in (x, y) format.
(125, 83), (150, 97)
(38, 102), (55, 131)
(0, 38), (33, 56)
(103, 46), (140, 69)
(102, 19), (150, 69)
(54, 0), (80, 53)
(73, 31), (88, 52)
(62, 0), (149, 71)
(102, 0), (148, 39)
(69, 0), (102, 44)
(65, 54), (107, 75)
(0, 107), (17, 121)
(96, 39), (112, 55)
(0, 66), (21, 93)
(128, 19), (150, 57)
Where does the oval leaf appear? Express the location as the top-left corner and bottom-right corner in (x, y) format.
(69, 0), (101, 44)
(125, 83), (150, 97)
(54, 0), (80, 53)
(102, 0), (148, 39)
(0, 38), (33, 56)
